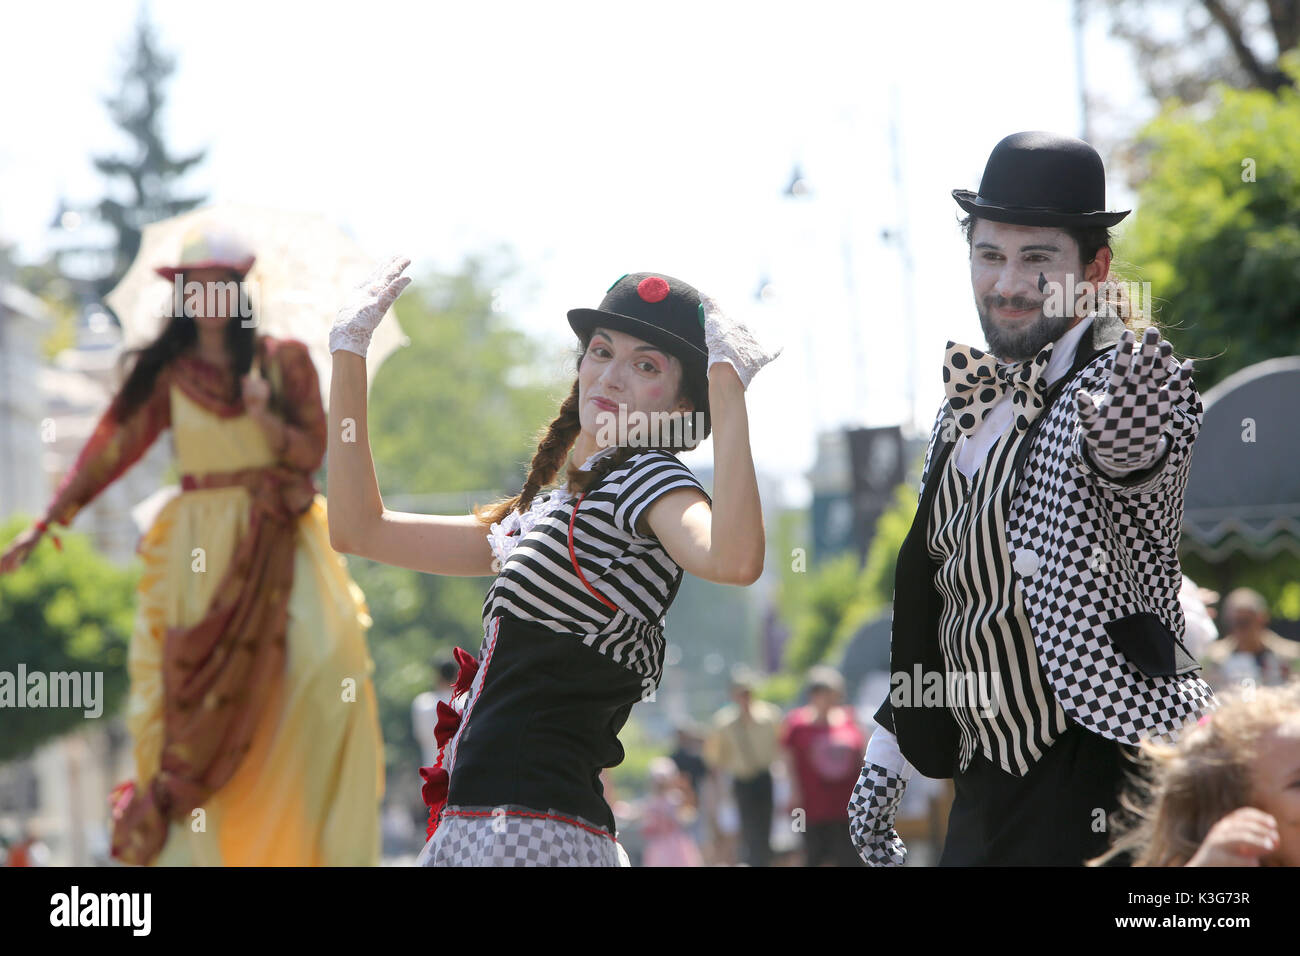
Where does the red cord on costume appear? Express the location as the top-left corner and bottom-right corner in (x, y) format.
(568, 491), (618, 611)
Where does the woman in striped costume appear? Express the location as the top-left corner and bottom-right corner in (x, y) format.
(326, 261), (779, 865)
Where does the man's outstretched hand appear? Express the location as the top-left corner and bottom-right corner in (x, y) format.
(1075, 326), (1192, 473)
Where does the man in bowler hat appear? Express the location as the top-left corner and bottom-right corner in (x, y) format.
(847, 131), (1215, 865)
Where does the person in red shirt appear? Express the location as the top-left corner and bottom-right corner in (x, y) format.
(781, 667), (867, 866)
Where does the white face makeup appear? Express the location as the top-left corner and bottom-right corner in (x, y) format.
(969, 218), (1108, 361)
(576, 326), (693, 446)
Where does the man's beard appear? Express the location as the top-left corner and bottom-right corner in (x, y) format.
(975, 293), (1074, 362)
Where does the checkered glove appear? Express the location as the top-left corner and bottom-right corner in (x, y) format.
(1075, 326), (1192, 473)
(701, 293), (782, 390)
(847, 728), (915, 866)
(330, 255), (412, 358)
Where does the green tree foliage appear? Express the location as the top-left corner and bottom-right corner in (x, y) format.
(1182, 550), (1300, 622)
(0, 240), (81, 358)
(365, 255), (569, 496)
(1102, 0), (1298, 104)
(1122, 52), (1300, 392)
(62, 10), (206, 297)
(777, 466), (920, 681)
(777, 548), (861, 677)
(0, 518), (138, 760)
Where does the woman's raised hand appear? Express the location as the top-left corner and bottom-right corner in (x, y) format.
(701, 293), (782, 391)
(330, 256), (413, 358)
(0, 524), (44, 575)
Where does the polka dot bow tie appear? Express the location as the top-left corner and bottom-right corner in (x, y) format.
(942, 340), (1055, 438)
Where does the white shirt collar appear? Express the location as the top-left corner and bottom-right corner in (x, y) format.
(1040, 314), (1095, 386)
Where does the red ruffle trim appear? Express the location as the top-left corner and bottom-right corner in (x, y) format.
(418, 646), (479, 840)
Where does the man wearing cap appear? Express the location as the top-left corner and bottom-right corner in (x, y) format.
(847, 132), (1215, 865)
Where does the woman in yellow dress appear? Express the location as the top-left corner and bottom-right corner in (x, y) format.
(0, 229), (384, 865)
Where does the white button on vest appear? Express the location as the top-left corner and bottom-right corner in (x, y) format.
(1012, 549), (1040, 577)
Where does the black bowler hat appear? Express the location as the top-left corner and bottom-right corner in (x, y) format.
(952, 131), (1131, 228)
(568, 272), (709, 368)
(567, 272), (711, 440)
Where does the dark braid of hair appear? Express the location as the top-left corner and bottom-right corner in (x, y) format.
(563, 443), (642, 498)
(472, 378), (583, 527)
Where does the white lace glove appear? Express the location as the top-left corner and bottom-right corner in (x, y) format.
(329, 255), (412, 357)
(847, 727), (916, 866)
(701, 293), (782, 390)
(1075, 326), (1191, 473)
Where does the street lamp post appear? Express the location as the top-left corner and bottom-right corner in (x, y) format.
(880, 86), (918, 436)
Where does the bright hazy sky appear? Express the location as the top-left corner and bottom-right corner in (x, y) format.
(2, 0), (1154, 505)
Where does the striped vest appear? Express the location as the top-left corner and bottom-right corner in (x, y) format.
(926, 425), (1069, 775)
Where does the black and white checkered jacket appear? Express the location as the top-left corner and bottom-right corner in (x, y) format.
(875, 310), (1215, 779)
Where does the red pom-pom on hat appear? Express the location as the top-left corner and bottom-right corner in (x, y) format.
(637, 276), (670, 303)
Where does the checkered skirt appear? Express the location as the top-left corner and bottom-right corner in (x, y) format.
(417, 804), (631, 867)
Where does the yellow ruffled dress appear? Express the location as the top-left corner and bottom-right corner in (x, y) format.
(127, 383), (384, 865)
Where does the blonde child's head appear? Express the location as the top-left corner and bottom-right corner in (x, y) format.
(1090, 681), (1300, 866)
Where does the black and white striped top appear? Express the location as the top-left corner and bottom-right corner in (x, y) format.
(481, 449), (711, 684)
(926, 425), (1069, 776)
